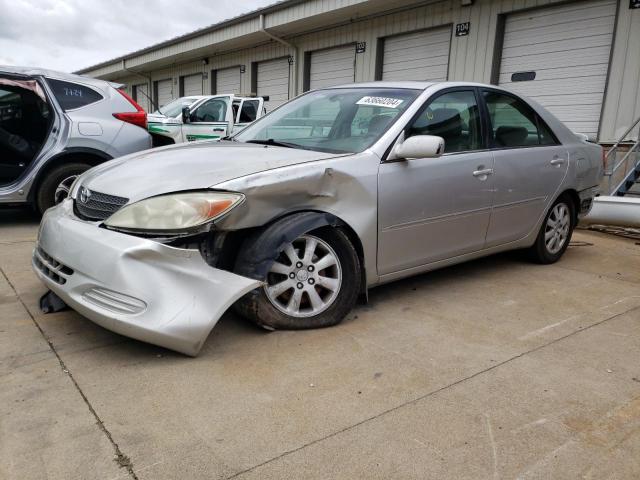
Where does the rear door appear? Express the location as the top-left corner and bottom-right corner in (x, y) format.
(182, 96), (231, 142)
(481, 88), (569, 247)
(0, 74), (60, 187)
(232, 98), (264, 133)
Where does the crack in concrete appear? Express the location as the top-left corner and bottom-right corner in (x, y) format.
(0, 267), (139, 480)
(226, 303), (640, 479)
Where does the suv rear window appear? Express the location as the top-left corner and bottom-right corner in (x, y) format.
(47, 79), (103, 111)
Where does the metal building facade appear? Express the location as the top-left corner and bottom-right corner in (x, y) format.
(77, 0), (640, 144)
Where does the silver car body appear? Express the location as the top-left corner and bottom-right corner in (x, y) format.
(33, 82), (603, 356)
(0, 66), (151, 206)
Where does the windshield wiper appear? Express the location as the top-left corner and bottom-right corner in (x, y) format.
(245, 139), (297, 149)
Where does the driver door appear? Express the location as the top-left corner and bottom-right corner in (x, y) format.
(182, 96), (232, 142)
(377, 88), (494, 276)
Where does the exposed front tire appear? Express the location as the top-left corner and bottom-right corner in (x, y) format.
(528, 194), (575, 264)
(36, 162), (91, 214)
(234, 226), (361, 330)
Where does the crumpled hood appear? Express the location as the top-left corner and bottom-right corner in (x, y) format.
(79, 141), (342, 202)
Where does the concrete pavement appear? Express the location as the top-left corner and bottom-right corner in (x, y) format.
(1, 206), (639, 479)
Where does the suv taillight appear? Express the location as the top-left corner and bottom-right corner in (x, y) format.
(113, 89), (147, 130)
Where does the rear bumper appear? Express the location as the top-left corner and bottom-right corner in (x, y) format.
(577, 186), (599, 217)
(32, 200), (260, 356)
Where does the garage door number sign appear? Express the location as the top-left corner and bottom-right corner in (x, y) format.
(455, 22), (470, 37)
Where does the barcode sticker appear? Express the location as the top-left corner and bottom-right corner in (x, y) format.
(356, 96), (404, 109)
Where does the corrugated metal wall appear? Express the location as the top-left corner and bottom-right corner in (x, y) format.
(89, 0), (640, 142)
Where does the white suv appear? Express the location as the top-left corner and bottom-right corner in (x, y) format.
(0, 66), (151, 213)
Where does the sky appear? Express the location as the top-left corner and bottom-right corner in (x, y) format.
(0, 0), (275, 73)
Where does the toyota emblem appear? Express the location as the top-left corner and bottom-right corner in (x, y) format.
(80, 187), (91, 204)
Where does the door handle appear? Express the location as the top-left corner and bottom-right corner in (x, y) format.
(213, 128), (225, 132)
(550, 158), (565, 166)
(473, 168), (494, 177)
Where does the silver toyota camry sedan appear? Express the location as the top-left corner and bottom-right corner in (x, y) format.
(33, 82), (604, 356)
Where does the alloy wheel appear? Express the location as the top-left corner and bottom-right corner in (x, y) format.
(264, 234), (342, 318)
(544, 202), (571, 254)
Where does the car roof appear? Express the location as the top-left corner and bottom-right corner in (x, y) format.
(0, 65), (121, 89)
(328, 81), (507, 91)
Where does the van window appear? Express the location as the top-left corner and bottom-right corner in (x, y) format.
(47, 79), (103, 111)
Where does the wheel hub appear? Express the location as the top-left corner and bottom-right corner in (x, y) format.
(264, 234), (342, 318)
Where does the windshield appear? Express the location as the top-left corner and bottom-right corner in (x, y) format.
(155, 97), (200, 117)
(234, 88), (421, 154)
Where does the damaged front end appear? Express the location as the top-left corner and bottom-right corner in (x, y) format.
(33, 200), (261, 356)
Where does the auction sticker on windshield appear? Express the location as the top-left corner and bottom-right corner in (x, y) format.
(356, 96), (404, 108)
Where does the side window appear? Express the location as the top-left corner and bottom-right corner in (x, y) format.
(406, 90), (482, 153)
(191, 99), (227, 123)
(239, 100), (259, 123)
(47, 79), (103, 111)
(483, 91), (558, 148)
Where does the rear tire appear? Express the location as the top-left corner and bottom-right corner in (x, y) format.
(234, 226), (361, 330)
(36, 162), (91, 214)
(528, 194), (575, 264)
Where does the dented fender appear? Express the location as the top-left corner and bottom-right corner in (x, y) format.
(214, 151), (381, 286)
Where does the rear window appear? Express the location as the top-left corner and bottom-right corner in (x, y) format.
(47, 79), (103, 111)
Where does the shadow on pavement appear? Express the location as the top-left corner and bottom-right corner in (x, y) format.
(0, 206), (40, 227)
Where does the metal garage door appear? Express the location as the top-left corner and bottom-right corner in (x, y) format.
(257, 58), (290, 109)
(133, 83), (149, 112)
(309, 45), (355, 89)
(216, 67), (241, 94)
(156, 79), (173, 108)
(381, 26), (451, 82)
(183, 74), (202, 96)
(499, 0), (616, 139)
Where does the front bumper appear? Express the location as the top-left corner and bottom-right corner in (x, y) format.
(32, 200), (260, 356)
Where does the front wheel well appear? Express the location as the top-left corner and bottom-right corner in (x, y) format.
(204, 210), (367, 296)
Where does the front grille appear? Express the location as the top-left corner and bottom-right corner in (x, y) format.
(74, 189), (129, 221)
(33, 246), (74, 285)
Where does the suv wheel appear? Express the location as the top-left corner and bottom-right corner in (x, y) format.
(235, 226), (361, 330)
(36, 163), (91, 214)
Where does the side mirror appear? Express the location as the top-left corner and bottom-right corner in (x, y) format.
(393, 135), (444, 159)
(181, 106), (191, 124)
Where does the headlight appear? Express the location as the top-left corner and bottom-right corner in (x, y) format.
(104, 191), (244, 232)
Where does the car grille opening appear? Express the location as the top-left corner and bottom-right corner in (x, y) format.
(33, 246), (74, 285)
(74, 189), (129, 221)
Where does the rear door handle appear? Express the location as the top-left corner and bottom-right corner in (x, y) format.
(213, 128), (225, 132)
(550, 157), (565, 166)
(473, 168), (494, 177)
